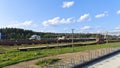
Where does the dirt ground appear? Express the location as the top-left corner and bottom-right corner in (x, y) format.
(4, 48), (115, 68)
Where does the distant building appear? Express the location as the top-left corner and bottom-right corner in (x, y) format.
(29, 35), (41, 40)
(0, 32), (1, 40)
(58, 36), (66, 40)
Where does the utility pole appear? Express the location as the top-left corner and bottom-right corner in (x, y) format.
(57, 34), (59, 53)
(72, 29), (74, 52)
(104, 31), (108, 43)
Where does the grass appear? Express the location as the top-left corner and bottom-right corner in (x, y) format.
(1, 41), (95, 50)
(36, 58), (61, 66)
(0, 42), (120, 68)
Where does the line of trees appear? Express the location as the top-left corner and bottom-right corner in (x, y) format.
(0, 28), (113, 40)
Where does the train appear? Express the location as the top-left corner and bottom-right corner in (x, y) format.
(1, 38), (119, 46)
(0, 38), (97, 45)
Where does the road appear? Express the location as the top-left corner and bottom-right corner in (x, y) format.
(86, 53), (120, 68)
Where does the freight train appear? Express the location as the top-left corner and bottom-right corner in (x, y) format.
(0, 38), (96, 45)
(1, 38), (119, 46)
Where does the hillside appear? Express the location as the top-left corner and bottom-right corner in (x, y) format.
(0, 28), (105, 40)
(0, 28), (53, 40)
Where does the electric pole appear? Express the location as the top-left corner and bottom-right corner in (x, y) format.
(72, 29), (74, 52)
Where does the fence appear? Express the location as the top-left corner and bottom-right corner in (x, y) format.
(41, 47), (120, 68)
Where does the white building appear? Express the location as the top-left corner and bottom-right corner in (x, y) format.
(29, 34), (41, 40)
(0, 32), (1, 40)
(58, 36), (66, 40)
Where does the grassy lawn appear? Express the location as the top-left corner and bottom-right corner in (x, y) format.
(0, 42), (120, 68)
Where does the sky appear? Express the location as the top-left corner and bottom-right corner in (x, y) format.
(0, 0), (120, 33)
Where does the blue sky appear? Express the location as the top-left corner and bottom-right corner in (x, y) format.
(0, 0), (120, 33)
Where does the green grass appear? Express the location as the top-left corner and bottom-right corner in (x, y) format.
(0, 42), (120, 68)
(1, 41), (95, 50)
(36, 58), (60, 66)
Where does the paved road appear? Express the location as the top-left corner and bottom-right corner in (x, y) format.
(87, 53), (120, 68)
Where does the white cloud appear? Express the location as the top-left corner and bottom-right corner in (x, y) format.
(96, 26), (102, 29)
(62, 1), (74, 8)
(42, 17), (73, 26)
(95, 11), (108, 18)
(60, 17), (73, 24)
(77, 14), (91, 22)
(112, 30), (120, 33)
(40, 29), (44, 32)
(22, 21), (32, 26)
(80, 26), (91, 30)
(117, 10), (120, 14)
(6, 20), (32, 28)
(63, 28), (68, 31)
(5, 20), (38, 30)
(42, 17), (60, 26)
(115, 25), (120, 30)
(95, 14), (105, 18)
(42, 14), (91, 26)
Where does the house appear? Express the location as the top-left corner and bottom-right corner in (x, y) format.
(0, 32), (1, 40)
(29, 35), (41, 40)
(57, 36), (66, 40)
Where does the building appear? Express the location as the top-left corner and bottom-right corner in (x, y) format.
(29, 34), (41, 40)
(0, 32), (1, 40)
(57, 36), (66, 40)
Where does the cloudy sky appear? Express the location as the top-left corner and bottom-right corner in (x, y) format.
(0, 0), (120, 33)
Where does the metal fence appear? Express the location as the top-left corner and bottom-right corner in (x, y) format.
(41, 48), (120, 68)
